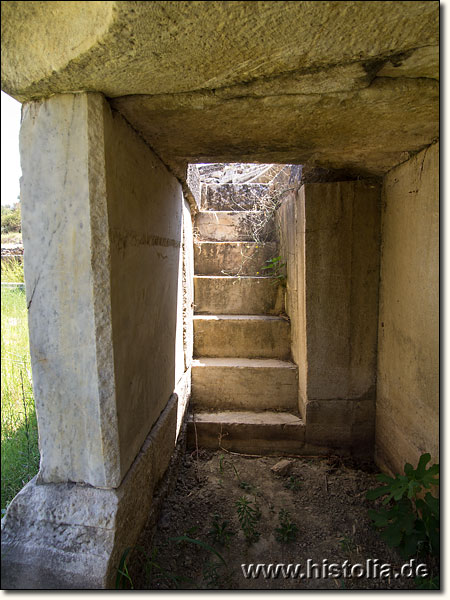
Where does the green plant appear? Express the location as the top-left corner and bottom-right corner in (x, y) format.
(1, 203), (21, 235)
(261, 256), (287, 287)
(1, 287), (40, 510)
(1, 259), (24, 283)
(415, 574), (440, 590)
(116, 547), (135, 589)
(284, 476), (302, 492)
(208, 513), (235, 547)
(235, 496), (260, 543)
(339, 535), (356, 553)
(239, 480), (252, 491)
(116, 545), (192, 590)
(116, 535), (227, 590)
(366, 453), (439, 559)
(218, 454), (240, 481)
(275, 509), (298, 543)
(202, 560), (222, 588)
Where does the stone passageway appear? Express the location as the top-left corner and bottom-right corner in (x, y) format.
(188, 169), (304, 454)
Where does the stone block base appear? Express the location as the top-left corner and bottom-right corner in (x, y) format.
(1, 395), (178, 590)
(304, 393), (375, 457)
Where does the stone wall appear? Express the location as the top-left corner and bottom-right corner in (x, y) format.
(376, 142), (439, 474)
(103, 103), (185, 477)
(18, 92), (191, 488)
(2, 91), (194, 589)
(279, 180), (381, 454)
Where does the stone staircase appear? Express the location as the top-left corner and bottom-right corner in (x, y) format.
(188, 183), (304, 455)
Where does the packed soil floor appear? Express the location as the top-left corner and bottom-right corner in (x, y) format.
(125, 449), (435, 590)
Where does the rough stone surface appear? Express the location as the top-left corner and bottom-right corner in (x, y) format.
(187, 411), (305, 455)
(20, 92), (121, 488)
(182, 199), (195, 371)
(195, 211), (275, 242)
(376, 142), (439, 475)
(1, 395), (178, 590)
(194, 276), (284, 316)
(304, 181), (381, 402)
(2, 3), (438, 177)
(278, 180), (381, 443)
(193, 315), (291, 360)
(194, 241), (277, 276)
(280, 181), (381, 402)
(103, 99), (184, 478)
(19, 92), (187, 487)
(305, 395), (375, 456)
(271, 459), (293, 476)
(278, 188), (308, 417)
(201, 183), (269, 211)
(191, 358), (298, 411)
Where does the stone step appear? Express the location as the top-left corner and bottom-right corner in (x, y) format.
(195, 211), (275, 242)
(194, 241), (277, 276)
(187, 410), (305, 455)
(194, 315), (291, 360)
(194, 275), (284, 315)
(191, 358), (298, 411)
(201, 183), (270, 211)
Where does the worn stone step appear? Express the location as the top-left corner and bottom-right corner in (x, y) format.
(194, 275), (284, 315)
(201, 183), (270, 211)
(191, 358), (298, 411)
(194, 315), (291, 360)
(194, 241), (277, 276)
(187, 410), (305, 455)
(194, 211), (275, 242)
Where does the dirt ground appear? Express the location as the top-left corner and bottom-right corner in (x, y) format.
(125, 449), (434, 590)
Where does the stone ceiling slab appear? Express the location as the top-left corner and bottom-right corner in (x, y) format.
(112, 76), (438, 177)
(2, 1), (439, 100)
(1, 1), (439, 176)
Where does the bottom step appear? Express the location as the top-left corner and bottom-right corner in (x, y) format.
(187, 411), (305, 456)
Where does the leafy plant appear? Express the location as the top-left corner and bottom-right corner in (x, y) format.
(261, 256), (287, 287)
(366, 453), (439, 558)
(415, 574), (440, 590)
(275, 509), (298, 543)
(116, 535), (227, 590)
(239, 480), (252, 491)
(172, 534), (227, 566)
(1, 203), (22, 235)
(284, 476), (301, 492)
(235, 496), (261, 543)
(202, 560), (222, 588)
(208, 513), (235, 547)
(339, 535), (356, 553)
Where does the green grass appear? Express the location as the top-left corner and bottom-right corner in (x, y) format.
(1, 278), (40, 512)
(1, 258), (25, 283)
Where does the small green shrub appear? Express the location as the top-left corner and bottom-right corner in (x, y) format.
(235, 496), (260, 543)
(275, 509), (298, 543)
(366, 453), (439, 559)
(338, 535), (356, 553)
(284, 476), (302, 492)
(116, 536), (227, 590)
(1, 204), (22, 234)
(239, 480), (252, 491)
(208, 513), (235, 547)
(261, 256), (287, 287)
